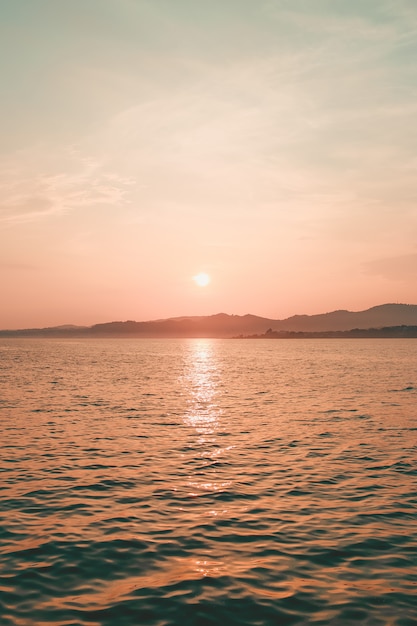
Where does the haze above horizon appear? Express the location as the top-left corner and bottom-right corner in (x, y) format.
(1, 0), (417, 329)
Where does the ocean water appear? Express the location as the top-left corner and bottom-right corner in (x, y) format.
(1, 338), (416, 626)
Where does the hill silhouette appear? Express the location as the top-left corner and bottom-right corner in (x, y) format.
(268, 304), (417, 332)
(1, 304), (417, 338)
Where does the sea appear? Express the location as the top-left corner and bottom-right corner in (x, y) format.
(1, 338), (416, 626)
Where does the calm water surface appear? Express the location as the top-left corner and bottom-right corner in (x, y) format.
(1, 339), (416, 625)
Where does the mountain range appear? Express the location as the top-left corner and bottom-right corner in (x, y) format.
(1, 304), (417, 338)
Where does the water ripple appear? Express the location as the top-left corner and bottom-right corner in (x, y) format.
(1, 338), (417, 624)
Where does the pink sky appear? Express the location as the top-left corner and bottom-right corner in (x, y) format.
(1, 1), (416, 329)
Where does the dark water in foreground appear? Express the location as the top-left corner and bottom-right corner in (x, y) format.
(1, 338), (416, 625)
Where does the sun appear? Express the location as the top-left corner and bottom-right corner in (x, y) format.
(193, 272), (211, 287)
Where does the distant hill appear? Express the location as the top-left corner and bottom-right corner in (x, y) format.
(1, 304), (417, 338)
(269, 304), (417, 332)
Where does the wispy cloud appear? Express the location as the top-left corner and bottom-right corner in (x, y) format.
(0, 148), (136, 226)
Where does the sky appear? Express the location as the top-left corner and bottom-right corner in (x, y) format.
(1, 0), (416, 328)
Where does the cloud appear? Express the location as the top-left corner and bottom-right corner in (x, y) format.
(0, 148), (136, 226)
(2, 0), (416, 262)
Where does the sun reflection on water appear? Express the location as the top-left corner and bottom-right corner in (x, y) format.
(182, 340), (223, 436)
(179, 340), (234, 501)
